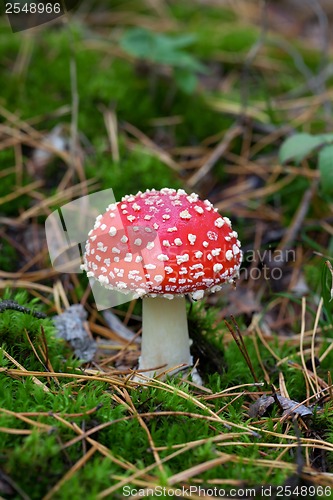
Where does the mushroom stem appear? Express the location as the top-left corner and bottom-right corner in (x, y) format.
(139, 296), (192, 377)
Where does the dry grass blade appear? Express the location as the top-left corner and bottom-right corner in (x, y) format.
(0, 408), (52, 431)
(103, 107), (120, 162)
(52, 414), (137, 473)
(42, 445), (98, 500)
(1, 348), (50, 392)
(168, 454), (231, 485)
(300, 297), (316, 398)
(225, 317), (259, 383)
(0, 181), (43, 206)
(311, 298), (323, 397)
(187, 123), (243, 187)
(123, 121), (181, 172)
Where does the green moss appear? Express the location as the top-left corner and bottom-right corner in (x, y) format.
(0, 290), (67, 371)
(86, 144), (181, 199)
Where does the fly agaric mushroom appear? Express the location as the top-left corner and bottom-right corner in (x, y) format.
(81, 188), (242, 378)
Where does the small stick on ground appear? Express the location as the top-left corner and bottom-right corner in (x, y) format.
(224, 316), (259, 383)
(0, 300), (47, 319)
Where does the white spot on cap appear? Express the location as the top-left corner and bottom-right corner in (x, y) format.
(214, 218), (224, 228)
(127, 215), (136, 222)
(223, 217), (232, 226)
(96, 255), (101, 262)
(124, 253), (133, 262)
(174, 238), (183, 246)
(226, 250), (233, 261)
(191, 264), (203, 270)
(192, 290), (204, 300)
(213, 263), (223, 273)
(153, 223), (159, 230)
(162, 214), (170, 220)
(165, 266), (173, 274)
(211, 248), (221, 256)
(167, 227), (177, 232)
(135, 256), (143, 263)
(121, 235), (128, 243)
(117, 282), (127, 289)
(144, 215), (152, 220)
(203, 241), (209, 248)
(193, 271), (204, 279)
(109, 227), (117, 236)
(146, 241), (154, 250)
(157, 254), (169, 261)
(176, 254), (189, 265)
(163, 240), (170, 247)
(144, 264), (156, 270)
(154, 275), (163, 283)
(187, 193), (199, 203)
(188, 234), (196, 245)
(195, 251), (203, 258)
(134, 238), (142, 246)
(99, 275), (109, 285)
(233, 244), (240, 255)
(180, 209), (191, 220)
(194, 205), (204, 214)
(132, 203), (141, 211)
(112, 247), (120, 254)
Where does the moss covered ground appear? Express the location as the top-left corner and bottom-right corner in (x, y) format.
(0, 1), (333, 498)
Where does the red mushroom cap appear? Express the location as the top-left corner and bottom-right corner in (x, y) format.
(82, 188), (242, 300)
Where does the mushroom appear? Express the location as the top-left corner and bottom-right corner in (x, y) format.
(81, 188), (242, 379)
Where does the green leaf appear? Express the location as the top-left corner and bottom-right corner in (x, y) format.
(317, 133), (333, 144)
(318, 144), (333, 195)
(279, 133), (324, 164)
(174, 68), (197, 94)
(120, 28), (206, 72)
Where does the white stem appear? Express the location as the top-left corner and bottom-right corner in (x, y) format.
(138, 296), (192, 377)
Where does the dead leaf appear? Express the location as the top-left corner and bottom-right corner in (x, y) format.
(249, 394), (314, 419)
(53, 304), (96, 362)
